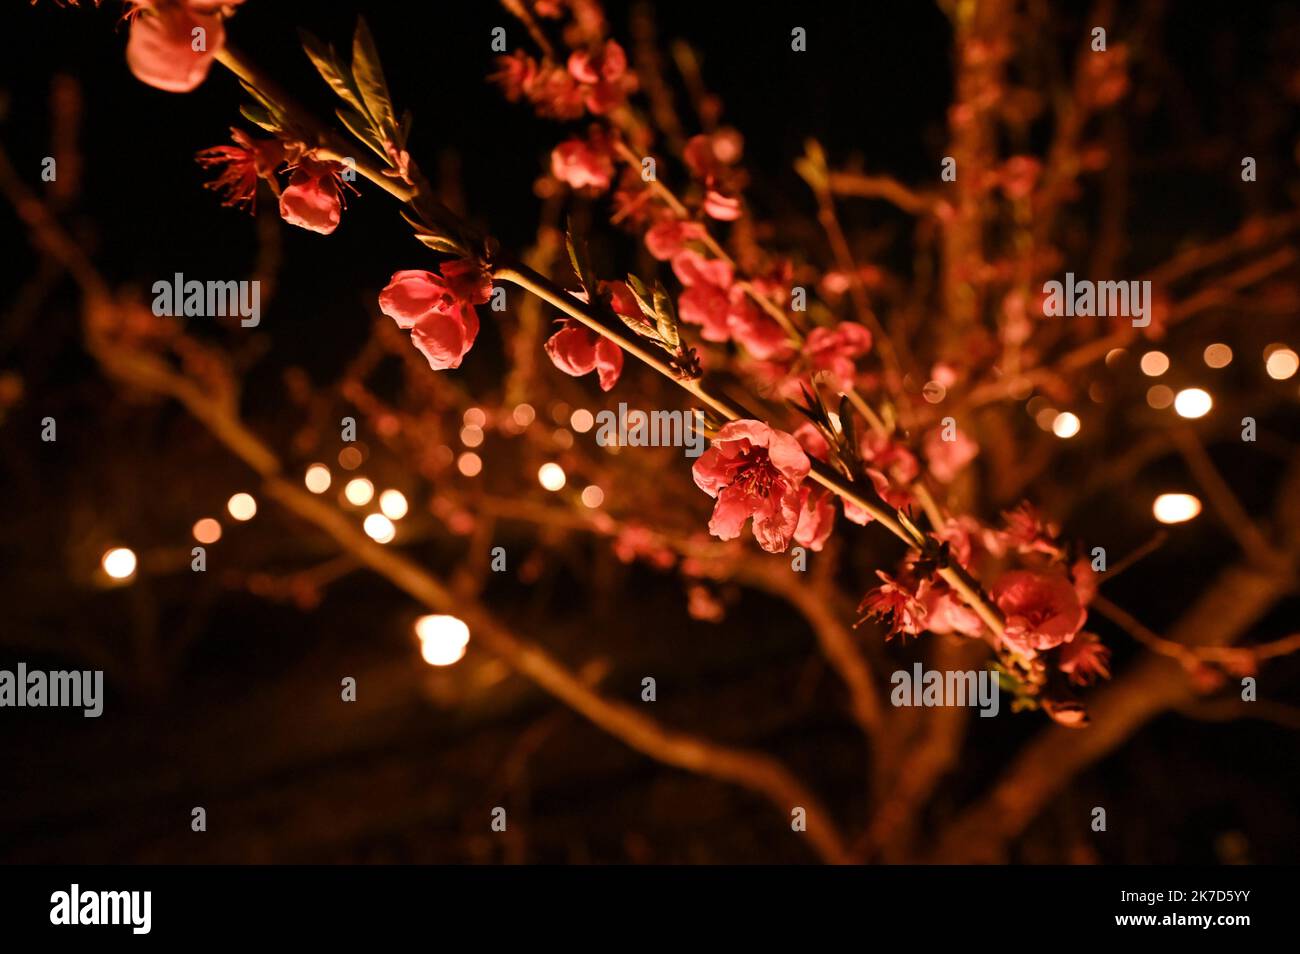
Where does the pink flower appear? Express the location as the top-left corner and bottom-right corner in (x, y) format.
(863, 434), (920, 484)
(125, 0), (234, 93)
(1070, 555), (1098, 606)
(672, 249), (735, 341)
(791, 422), (838, 551)
(278, 155), (350, 235)
(999, 501), (1064, 558)
(551, 131), (615, 191)
(491, 51), (586, 119)
(804, 322), (872, 391)
(692, 420), (810, 553)
(543, 280), (642, 390)
(567, 39), (636, 114)
(490, 50), (538, 102)
(932, 515), (990, 570)
(645, 218), (706, 260)
(922, 424), (979, 483)
(793, 421), (830, 460)
(194, 128), (286, 210)
(991, 570), (1088, 654)
(703, 189), (742, 221)
(841, 468), (904, 526)
(793, 484), (836, 551)
(683, 130), (743, 180)
(857, 571), (927, 639)
(378, 261), (489, 371)
(727, 298), (787, 359)
(671, 249), (784, 355)
(922, 586), (985, 638)
(1058, 632), (1111, 686)
(683, 131), (745, 219)
(545, 321), (624, 390)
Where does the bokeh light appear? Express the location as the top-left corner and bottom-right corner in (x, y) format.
(379, 490), (409, 520)
(363, 513), (396, 544)
(1051, 412), (1081, 438)
(538, 462), (566, 491)
(581, 485), (605, 508)
(305, 464), (331, 494)
(1203, 343), (1232, 368)
(1173, 388), (1212, 419)
(1153, 493), (1202, 524)
(1265, 347), (1298, 380)
(227, 493), (257, 521)
(192, 518), (222, 544)
(416, 614), (470, 666)
(101, 547), (137, 580)
(344, 478), (374, 506)
(1140, 351), (1169, 376)
(457, 452), (482, 477)
(1146, 385), (1174, 409)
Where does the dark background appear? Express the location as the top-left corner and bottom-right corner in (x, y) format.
(0, 0), (1298, 863)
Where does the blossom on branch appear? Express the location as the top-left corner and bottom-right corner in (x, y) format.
(378, 261), (491, 371)
(991, 569), (1088, 656)
(124, 0), (244, 93)
(194, 128), (287, 210)
(692, 420), (810, 553)
(278, 155), (351, 235)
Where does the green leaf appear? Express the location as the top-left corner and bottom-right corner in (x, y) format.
(299, 30), (367, 117)
(652, 281), (680, 352)
(413, 232), (468, 255)
(335, 107), (388, 160)
(352, 18), (397, 139)
(564, 223), (596, 294)
(616, 310), (661, 342)
(624, 274), (658, 320)
(239, 103), (279, 134)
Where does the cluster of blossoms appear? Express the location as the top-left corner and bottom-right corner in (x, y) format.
(857, 501), (1112, 722)
(482, 3), (1121, 718)
(78, 0), (1127, 724)
(377, 261), (493, 371)
(195, 129), (354, 234)
(73, 1), (359, 236)
(124, 0), (245, 93)
(39, 0), (247, 93)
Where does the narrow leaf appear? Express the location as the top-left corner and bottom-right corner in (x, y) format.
(335, 107), (389, 160)
(299, 30), (367, 116)
(352, 18), (397, 137)
(652, 281), (680, 351)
